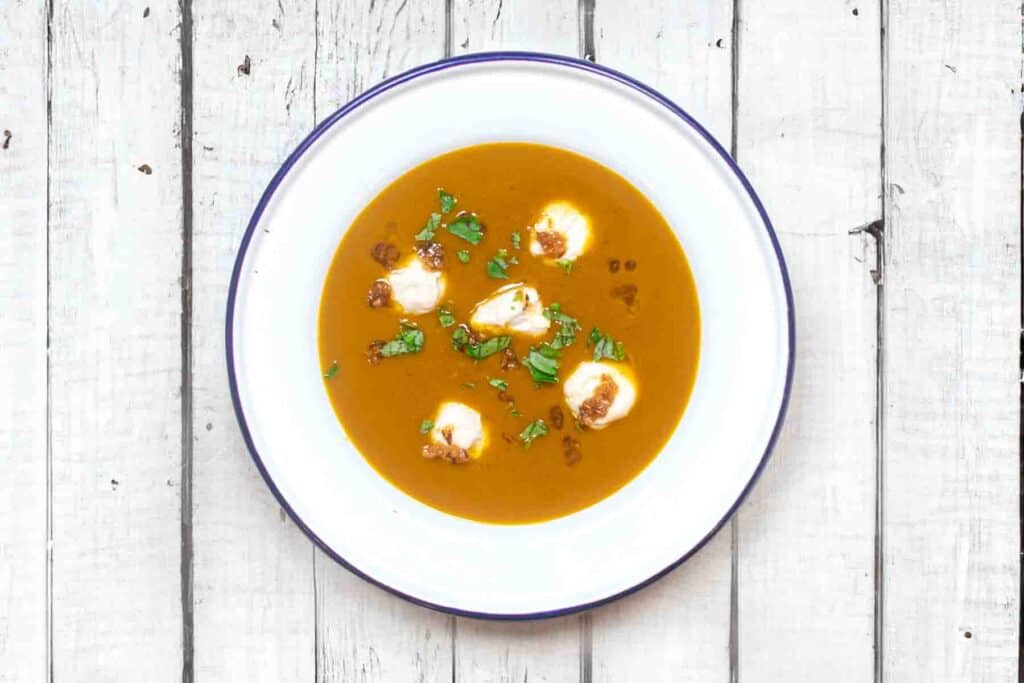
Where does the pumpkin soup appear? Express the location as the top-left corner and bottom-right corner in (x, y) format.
(318, 143), (699, 524)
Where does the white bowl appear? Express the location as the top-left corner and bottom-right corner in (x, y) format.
(227, 52), (794, 618)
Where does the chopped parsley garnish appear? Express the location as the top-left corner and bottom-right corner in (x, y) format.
(437, 305), (456, 328)
(588, 327), (627, 361)
(379, 321), (425, 358)
(511, 231), (521, 250)
(322, 361), (339, 379)
(466, 335), (511, 360)
(543, 303), (580, 349)
(461, 381), (476, 389)
(439, 189), (457, 214)
(451, 325), (470, 351)
(419, 419), (434, 434)
(524, 347), (559, 384)
(509, 406), (523, 417)
(457, 249), (470, 263)
(519, 419), (549, 448)
(556, 259), (574, 274)
(446, 214), (484, 245)
(488, 378), (509, 391)
(415, 212), (441, 241)
(486, 249), (518, 279)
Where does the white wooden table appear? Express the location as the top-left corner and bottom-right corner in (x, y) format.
(2, 1), (1020, 680)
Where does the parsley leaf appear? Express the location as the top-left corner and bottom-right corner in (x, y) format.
(446, 214), (484, 245)
(461, 381), (476, 389)
(511, 232), (521, 250)
(519, 419), (549, 448)
(588, 327), (627, 361)
(419, 419), (434, 434)
(415, 212), (441, 241)
(524, 348), (559, 384)
(466, 335), (511, 360)
(556, 259), (574, 274)
(439, 189), (457, 214)
(543, 303), (580, 349)
(379, 321), (425, 357)
(486, 248), (518, 279)
(322, 361), (339, 379)
(451, 325), (470, 351)
(457, 249), (470, 263)
(437, 305), (456, 328)
(488, 378), (509, 391)
(509, 406), (522, 417)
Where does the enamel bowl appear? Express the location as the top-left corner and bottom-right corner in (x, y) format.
(227, 52), (794, 618)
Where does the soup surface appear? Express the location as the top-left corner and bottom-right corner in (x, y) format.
(318, 143), (699, 524)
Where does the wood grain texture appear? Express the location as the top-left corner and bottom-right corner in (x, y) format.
(452, 0), (578, 55)
(0, 2), (48, 681)
(588, 3), (734, 680)
(883, 1), (1020, 679)
(735, 2), (880, 680)
(47, 1), (184, 678)
(312, 3), (452, 681)
(448, 3), (584, 682)
(191, 1), (316, 679)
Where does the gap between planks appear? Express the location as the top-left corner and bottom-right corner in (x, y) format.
(178, 0), (196, 681)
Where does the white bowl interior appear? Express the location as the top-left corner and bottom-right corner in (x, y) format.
(231, 58), (790, 615)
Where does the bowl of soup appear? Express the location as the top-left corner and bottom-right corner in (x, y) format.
(228, 53), (793, 617)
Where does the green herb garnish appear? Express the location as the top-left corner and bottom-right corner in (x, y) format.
(461, 381), (476, 389)
(509, 406), (522, 417)
(415, 212), (441, 241)
(437, 305), (456, 328)
(457, 249), (470, 263)
(524, 348), (559, 384)
(419, 419), (434, 434)
(322, 361), (339, 379)
(379, 321), (425, 358)
(486, 249), (518, 279)
(543, 303), (580, 349)
(439, 189), (457, 214)
(466, 335), (511, 360)
(511, 232), (521, 250)
(519, 419), (550, 448)
(488, 378), (509, 391)
(556, 259), (573, 274)
(452, 325), (470, 351)
(446, 214), (484, 245)
(588, 327), (627, 361)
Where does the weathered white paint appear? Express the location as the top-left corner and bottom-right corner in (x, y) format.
(448, 3), (584, 682)
(0, 2), (48, 681)
(1, 2), (1019, 679)
(312, 3), (453, 681)
(452, 0), (578, 55)
(47, 1), (184, 679)
(883, 1), (1020, 679)
(588, 3), (734, 681)
(735, 2), (880, 680)
(191, 1), (316, 679)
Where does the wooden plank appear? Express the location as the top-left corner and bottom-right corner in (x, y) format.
(588, 3), (734, 681)
(735, 2), (880, 680)
(0, 2), (48, 680)
(47, 2), (184, 678)
(451, 0), (578, 55)
(883, 1), (1020, 679)
(311, 2), (452, 681)
(448, 3), (583, 681)
(191, 1), (316, 679)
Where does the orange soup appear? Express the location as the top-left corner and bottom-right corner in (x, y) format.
(318, 143), (699, 523)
